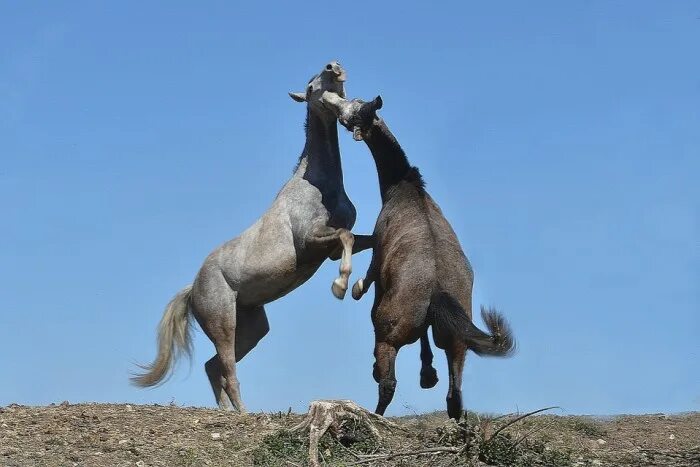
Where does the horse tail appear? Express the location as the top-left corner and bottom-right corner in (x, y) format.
(429, 292), (516, 357)
(130, 285), (194, 387)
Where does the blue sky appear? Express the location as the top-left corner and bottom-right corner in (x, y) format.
(1, 1), (698, 416)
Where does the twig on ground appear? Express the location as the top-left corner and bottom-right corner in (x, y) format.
(347, 447), (460, 465)
(486, 406), (560, 443)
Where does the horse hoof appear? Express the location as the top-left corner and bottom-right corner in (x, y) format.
(351, 279), (363, 300)
(331, 278), (347, 299)
(420, 367), (438, 389)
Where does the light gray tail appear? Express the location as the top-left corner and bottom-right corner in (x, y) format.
(429, 292), (516, 357)
(131, 285), (194, 387)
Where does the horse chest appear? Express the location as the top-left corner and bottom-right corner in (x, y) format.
(291, 177), (356, 230)
(327, 193), (356, 229)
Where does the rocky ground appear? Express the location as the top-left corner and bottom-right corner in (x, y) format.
(1, 402), (698, 466)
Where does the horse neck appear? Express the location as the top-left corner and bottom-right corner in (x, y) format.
(297, 109), (344, 188)
(364, 119), (412, 200)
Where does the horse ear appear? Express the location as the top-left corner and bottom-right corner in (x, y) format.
(289, 92), (306, 103)
(368, 95), (383, 113)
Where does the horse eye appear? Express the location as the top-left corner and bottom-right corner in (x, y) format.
(326, 64), (333, 71)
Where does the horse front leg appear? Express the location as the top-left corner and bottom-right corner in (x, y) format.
(329, 233), (374, 260)
(352, 254), (377, 301)
(352, 234), (375, 254)
(308, 226), (355, 299)
(332, 229), (354, 298)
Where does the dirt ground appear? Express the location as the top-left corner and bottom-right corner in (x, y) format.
(1, 402), (698, 466)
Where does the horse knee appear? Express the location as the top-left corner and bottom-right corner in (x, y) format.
(372, 362), (381, 383)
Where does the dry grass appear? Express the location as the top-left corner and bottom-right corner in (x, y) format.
(1, 403), (698, 466)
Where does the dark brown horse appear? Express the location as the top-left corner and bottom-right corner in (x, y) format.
(321, 92), (516, 419)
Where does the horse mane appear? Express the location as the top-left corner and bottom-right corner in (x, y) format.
(292, 112), (311, 173)
(405, 166), (426, 190)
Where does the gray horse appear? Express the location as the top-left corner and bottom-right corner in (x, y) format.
(132, 62), (372, 412)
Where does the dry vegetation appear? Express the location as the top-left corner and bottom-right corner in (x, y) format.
(1, 402), (698, 466)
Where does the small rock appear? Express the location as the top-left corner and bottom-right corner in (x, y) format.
(192, 418), (200, 424)
(592, 460), (602, 466)
(669, 434), (675, 440)
(135, 461), (146, 467)
(597, 439), (606, 445)
(211, 432), (221, 440)
(125, 404), (133, 412)
(118, 439), (129, 445)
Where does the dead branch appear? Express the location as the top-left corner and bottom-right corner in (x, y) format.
(347, 446), (461, 465)
(486, 406), (560, 443)
(291, 400), (402, 467)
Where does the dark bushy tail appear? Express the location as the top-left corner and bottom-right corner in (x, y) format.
(429, 293), (516, 357)
(130, 285), (194, 387)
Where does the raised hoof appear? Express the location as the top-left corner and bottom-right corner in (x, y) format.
(420, 367), (439, 389)
(331, 278), (347, 300)
(351, 279), (364, 300)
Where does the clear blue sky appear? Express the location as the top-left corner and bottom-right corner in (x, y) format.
(1, 1), (698, 416)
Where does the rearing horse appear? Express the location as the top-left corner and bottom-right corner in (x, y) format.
(321, 91), (515, 419)
(132, 62), (371, 412)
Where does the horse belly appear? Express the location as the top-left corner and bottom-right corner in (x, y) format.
(235, 241), (322, 306)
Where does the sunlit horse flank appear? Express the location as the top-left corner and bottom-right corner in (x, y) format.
(321, 91), (516, 420)
(132, 62), (372, 412)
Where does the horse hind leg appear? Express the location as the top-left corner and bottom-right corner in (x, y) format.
(235, 305), (270, 362)
(373, 341), (398, 416)
(205, 355), (232, 410)
(216, 341), (246, 413)
(192, 276), (246, 412)
(444, 342), (468, 420)
(419, 332), (439, 389)
(203, 306), (268, 411)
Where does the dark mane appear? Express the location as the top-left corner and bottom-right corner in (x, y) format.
(292, 111), (311, 173)
(405, 166), (426, 189)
